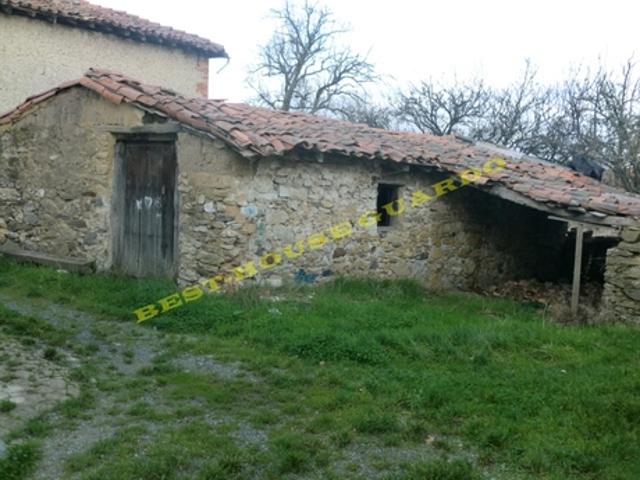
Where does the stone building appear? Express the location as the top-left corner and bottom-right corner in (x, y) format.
(0, 0), (227, 112)
(1, 69), (640, 321)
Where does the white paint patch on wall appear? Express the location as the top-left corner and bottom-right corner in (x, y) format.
(0, 14), (208, 112)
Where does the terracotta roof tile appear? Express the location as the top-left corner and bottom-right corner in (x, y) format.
(0, 0), (227, 58)
(136, 95), (158, 108)
(116, 85), (143, 101)
(2, 68), (640, 223)
(101, 89), (123, 105)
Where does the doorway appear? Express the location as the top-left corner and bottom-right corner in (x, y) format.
(112, 136), (177, 277)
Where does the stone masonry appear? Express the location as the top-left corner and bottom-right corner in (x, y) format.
(175, 132), (565, 290)
(0, 88), (143, 268)
(603, 225), (640, 322)
(0, 86), (568, 294)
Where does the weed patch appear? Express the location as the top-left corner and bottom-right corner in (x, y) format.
(0, 399), (17, 412)
(0, 442), (40, 480)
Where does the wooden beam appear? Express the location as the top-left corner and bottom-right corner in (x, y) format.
(571, 224), (584, 316)
(0, 247), (95, 274)
(107, 123), (181, 135)
(548, 215), (622, 237)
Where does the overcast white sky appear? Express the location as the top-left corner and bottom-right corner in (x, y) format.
(98, 0), (638, 101)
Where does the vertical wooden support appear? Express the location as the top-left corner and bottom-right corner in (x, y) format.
(571, 224), (584, 316)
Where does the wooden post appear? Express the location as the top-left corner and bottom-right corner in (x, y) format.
(571, 224), (584, 316)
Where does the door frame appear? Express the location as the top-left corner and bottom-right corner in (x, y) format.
(110, 130), (180, 278)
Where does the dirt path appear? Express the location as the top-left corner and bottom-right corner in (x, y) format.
(0, 293), (158, 375)
(0, 293), (266, 480)
(0, 333), (80, 438)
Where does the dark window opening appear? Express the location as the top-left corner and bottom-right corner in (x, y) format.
(377, 184), (400, 227)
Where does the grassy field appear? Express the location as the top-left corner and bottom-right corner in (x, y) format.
(0, 257), (639, 479)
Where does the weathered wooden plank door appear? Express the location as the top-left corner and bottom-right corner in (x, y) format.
(113, 140), (177, 277)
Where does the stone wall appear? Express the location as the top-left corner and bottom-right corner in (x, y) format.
(0, 14), (210, 113)
(603, 226), (640, 322)
(0, 88), (144, 265)
(1, 86), (569, 293)
(175, 137), (567, 290)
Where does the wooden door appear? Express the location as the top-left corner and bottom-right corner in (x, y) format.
(113, 140), (177, 277)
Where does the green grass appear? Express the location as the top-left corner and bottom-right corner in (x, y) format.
(0, 399), (17, 412)
(1, 257), (640, 479)
(0, 258), (176, 321)
(388, 459), (482, 480)
(65, 423), (261, 480)
(0, 303), (69, 346)
(0, 442), (40, 480)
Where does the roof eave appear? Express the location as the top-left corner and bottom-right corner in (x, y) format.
(0, 3), (228, 59)
(486, 184), (635, 228)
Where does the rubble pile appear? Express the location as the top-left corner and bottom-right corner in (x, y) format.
(483, 279), (602, 308)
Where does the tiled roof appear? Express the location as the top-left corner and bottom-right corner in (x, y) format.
(2, 68), (640, 225)
(0, 0), (227, 58)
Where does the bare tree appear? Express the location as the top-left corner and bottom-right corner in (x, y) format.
(537, 66), (605, 165)
(471, 62), (554, 157)
(538, 62), (640, 190)
(248, 1), (377, 114)
(394, 60), (640, 192)
(333, 96), (395, 129)
(396, 79), (487, 135)
(589, 62), (640, 191)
